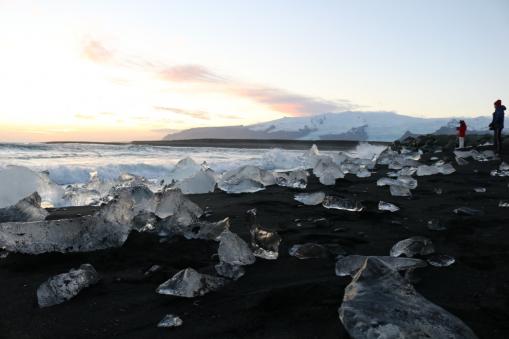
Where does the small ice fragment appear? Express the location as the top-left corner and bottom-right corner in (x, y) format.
(438, 163), (456, 175)
(335, 255), (426, 277)
(500, 162), (509, 171)
(218, 230), (256, 266)
(322, 196), (364, 211)
(144, 265), (162, 276)
(427, 254), (455, 267)
(390, 185), (411, 197)
(456, 157), (469, 166)
(398, 167), (417, 176)
(274, 170), (308, 189)
(157, 314), (183, 328)
(390, 236), (435, 257)
(289, 243), (328, 259)
(396, 176), (418, 189)
(37, 264), (100, 308)
(173, 170), (216, 194)
(417, 165), (440, 176)
(155, 188), (203, 224)
(156, 268), (226, 297)
(218, 178), (265, 194)
(214, 261), (245, 280)
(218, 165), (274, 194)
(172, 218), (230, 241)
(499, 200), (509, 208)
(427, 219), (447, 231)
(430, 157), (438, 161)
(294, 192), (325, 206)
(356, 168), (371, 178)
(453, 207), (484, 216)
(0, 250), (8, 259)
(378, 201), (400, 212)
(473, 187), (486, 193)
(434, 187), (443, 195)
(250, 226), (281, 260)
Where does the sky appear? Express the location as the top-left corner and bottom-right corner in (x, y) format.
(0, 0), (508, 142)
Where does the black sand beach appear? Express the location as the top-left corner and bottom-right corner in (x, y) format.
(1, 144), (509, 339)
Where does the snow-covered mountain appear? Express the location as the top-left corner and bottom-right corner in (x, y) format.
(164, 111), (502, 142)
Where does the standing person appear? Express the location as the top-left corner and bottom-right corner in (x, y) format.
(490, 100), (506, 155)
(456, 120), (467, 148)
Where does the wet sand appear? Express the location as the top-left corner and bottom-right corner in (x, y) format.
(1, 148), (509, 338)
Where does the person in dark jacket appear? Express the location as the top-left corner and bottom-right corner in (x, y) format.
(490, 99), (505, 154)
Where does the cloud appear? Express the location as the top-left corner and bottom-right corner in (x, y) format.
(154, 106), (210, 120)
(151, 128), (180, 134)
(229, 86), (355, 116)
(84, 38), (356, 117)
(82, 40), (113, 63)
(75, 113), (96, 120)
(158, 65), (225, 83)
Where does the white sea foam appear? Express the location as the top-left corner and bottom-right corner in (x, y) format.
(0, 142), (386, 206)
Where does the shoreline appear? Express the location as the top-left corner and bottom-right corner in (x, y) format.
(45, 139), (390, 151)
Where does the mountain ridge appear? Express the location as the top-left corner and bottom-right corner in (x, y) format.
(164, 111), (503, 142)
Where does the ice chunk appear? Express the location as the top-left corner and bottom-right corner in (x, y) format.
(416, 165), (440, 176)
(0, 165), (64, 208)
(335, 255), (426, 277)
(215, 261), (245, 280)
(0, 192), (48, 222)
(0, 197), (134, 254)
(499, 200), (509, 208)
(155, 189), (203, 224)
(173, 169), (216, 194)
(170, 218), (230, 241)
(427, 219), (447, 231)
(453, 207), (484, 216)
(455, 157), (469, 166)
(37, 264), (99, 308)
(174, 169), (216, 194)
(500, 162), (509, 171)
(355, 168), (371, 178)
(438, 163), (456, 175)
(427, 254), (455, 267)
(156, 268), (226, 297)
(294, 192), (325, 206)
(339, 257), (478, 339)
(289, 243), (328, 259)
(62, 185), (102, 206)
(378, 201), (399, 212)
(390, 236), (435, 257)
(396, 175), (417, 189)
(218, 230), (256, 266)
(218, 165), (273, 193)
(165, 157), (201, 182)
(377, 176), (417, 190)
(274, 170), (308, 189)
(473, 187), (486, 193)
(158, 314), (183, 328)
(250, 226), (281, 260)
(322, 196), (363, 212)
(218, 178), (265, 194)
(397, 167), (417, 176)
(313, 158), (344, 185)
(390, 185), (411, 197)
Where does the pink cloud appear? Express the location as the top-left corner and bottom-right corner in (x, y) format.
(159, 65), (225, 83)
(82, 39), (113, 63)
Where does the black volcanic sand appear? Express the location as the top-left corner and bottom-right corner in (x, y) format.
(1, 151), (509, 339)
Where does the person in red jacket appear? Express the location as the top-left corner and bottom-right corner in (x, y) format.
(456, 120), (467, 148)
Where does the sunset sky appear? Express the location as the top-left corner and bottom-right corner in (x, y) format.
(1, 0), (508, 142)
